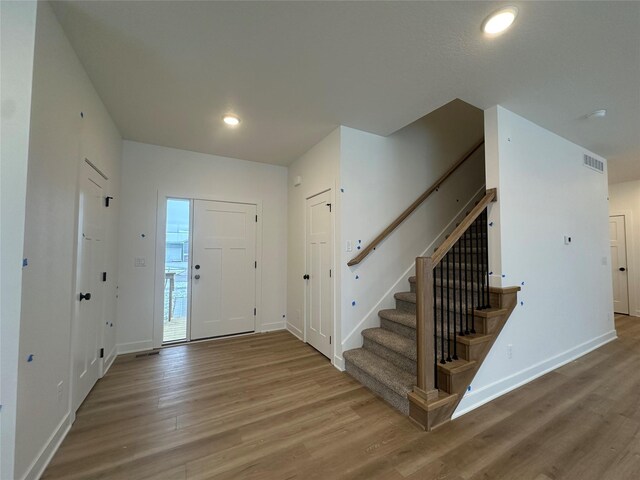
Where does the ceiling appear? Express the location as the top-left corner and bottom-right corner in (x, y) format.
(52, 1), (639, 180)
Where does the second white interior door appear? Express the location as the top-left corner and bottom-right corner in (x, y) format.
(610, 215), (629, 315)
(191, 200), (257, 339)
(305, 190), (333, 359)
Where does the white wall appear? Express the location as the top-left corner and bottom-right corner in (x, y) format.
(14, 3), (122, 479)
(338, 100), (485, 367)
(117, 141), (288, 352)
(609, 179), (640, 317)
(456, 106), (616, 416)
(287, 128), (341, 344)
(0, 2), (37, 478)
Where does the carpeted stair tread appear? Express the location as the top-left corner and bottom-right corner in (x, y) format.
(362, 328), (416, 361)
(394, 291), (416, 304)
(343, 348), (415, 398)
(379, 309), (416, 329)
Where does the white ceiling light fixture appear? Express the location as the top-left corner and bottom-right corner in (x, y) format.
(223, 113), (240, 126)
(482, 6), (518, 36)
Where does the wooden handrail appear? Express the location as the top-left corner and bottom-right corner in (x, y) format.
(347, 139), (485, 267)
(431, 188), (496, 266)
(414, 187), (497, 396)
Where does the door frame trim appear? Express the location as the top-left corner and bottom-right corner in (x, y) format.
(610, 211), (636, 316)
(303, 187), (335, 360)
(153, 190), (263, 349)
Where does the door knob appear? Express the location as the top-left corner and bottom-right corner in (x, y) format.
(303, 274), (309, 280)
(79, 292), (91, 301)
(619, 267), (626, 272)
(194, 274), (201, 279)
(195, 264), (200, 270)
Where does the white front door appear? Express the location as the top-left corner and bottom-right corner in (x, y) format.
(72, 161), (105, 411)
(191, 200), (257, 339)
(305, 190), (333, 359)
(610, 215), (629, 314)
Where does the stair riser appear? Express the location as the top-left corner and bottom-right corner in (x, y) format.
(380, 318), (416, 340)
(363, 338), (417, 376)
(345, 361), (409, 415)
(437, 367), (475, 394)
(396, 298), (416, 314)
(434, 338), (487, 362)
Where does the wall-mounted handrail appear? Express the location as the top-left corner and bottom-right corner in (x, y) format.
(347, 139), (485, 267)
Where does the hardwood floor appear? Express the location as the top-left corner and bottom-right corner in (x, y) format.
(44, 315), (640, 479)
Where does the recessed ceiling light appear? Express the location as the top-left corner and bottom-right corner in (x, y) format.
(482, 7), (518, 36)
(223, 114), (240, 126)
(587, 109), (607, 119)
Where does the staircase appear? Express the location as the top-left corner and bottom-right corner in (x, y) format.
(344, 189), (520, 430)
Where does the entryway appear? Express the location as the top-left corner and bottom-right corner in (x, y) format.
(610, 215), (629, 314)
(161, 197), (258, 344)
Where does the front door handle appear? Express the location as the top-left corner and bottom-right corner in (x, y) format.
(194, 274), (201, 280)
(79, 292), (91, 301)
(619, 267), (626, 272)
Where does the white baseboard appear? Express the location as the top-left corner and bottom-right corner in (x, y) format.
(453, 329), (618, 419)
(333, 355), (345, 371)
(286, 323), (303, 341)
(116, 340), (154, 355)
(21, 411), (74, 480)
(102, 346), (117, 376)
(260, 322), (286, 333)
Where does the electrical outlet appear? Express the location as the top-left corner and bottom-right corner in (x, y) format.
(134, 257), (146, 267)
(507, 344), (513, 359)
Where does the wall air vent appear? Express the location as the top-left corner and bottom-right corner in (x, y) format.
(583, 154), (604, 173)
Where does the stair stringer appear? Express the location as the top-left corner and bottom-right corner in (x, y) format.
(408, 285), (521, 431)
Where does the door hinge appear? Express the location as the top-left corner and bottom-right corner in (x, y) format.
(105, 196), (113, 207)
(255, 214), (258, 222)
(254, 308), (257, 316)
(255, 261), (257, 269)
(99, 348), (104, 358)
(329, 269), (332, 278)
(329, 336), (332, 345)
(326, 203), (332, 212)
(102, 272), (107, 282)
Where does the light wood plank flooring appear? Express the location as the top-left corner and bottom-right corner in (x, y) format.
(44, 315), (639, 479)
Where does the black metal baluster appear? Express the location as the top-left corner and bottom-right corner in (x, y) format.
(446, 252), (452, 362)
(433, 275), (438, 389)
(464, 227), (470, 335)
(479, 210), (487, 309)
(483, 209), (491, 308)
(440, 259), (445, 364)
(452, 242), (458, 360)
(472, 217), (479, 333)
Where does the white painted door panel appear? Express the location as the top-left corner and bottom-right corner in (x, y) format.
(610, 215), (629, 314)
(72, 162), (104, 411)
(191, 200), (256, 339)
(305, 190), (333, 359)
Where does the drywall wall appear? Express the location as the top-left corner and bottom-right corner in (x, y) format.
(338, 100), (485, 367)
(287, 128), (341, 345)
(456, 106), (615, 416)
(117, 141), (288, 352)
(0, 2), (37, 478)
(14, 3), (122, 479)
(609, 179), (640, 317)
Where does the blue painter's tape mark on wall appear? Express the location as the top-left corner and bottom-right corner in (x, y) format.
(27, 354), (34, 362)
(340, 188), (344, 192)
(22, 258), (28, 267)
(355, 275), (359, 280)
(352, 301), (356, 306)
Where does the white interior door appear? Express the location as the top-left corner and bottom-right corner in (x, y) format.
(72, 161), (105, 411)
(305, 190), (333, 359)
(191, 200), (257, 339)
(610, 215), (629, 315)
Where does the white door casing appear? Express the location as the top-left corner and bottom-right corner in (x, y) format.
(610, 215), (629, 315)
(191, 200), (257, 339)
(72, 161), (105, 411)
(305, 190), (333, 359)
